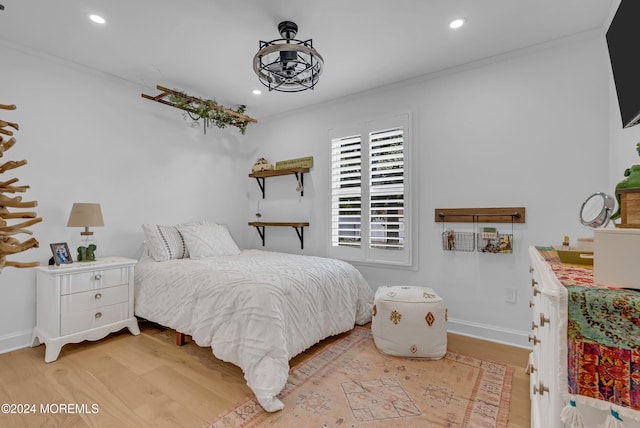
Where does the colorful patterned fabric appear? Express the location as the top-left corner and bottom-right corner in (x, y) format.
(567, 340), (640, 409)
(566, 285), (640, 349)
(538, 247), (640, 411)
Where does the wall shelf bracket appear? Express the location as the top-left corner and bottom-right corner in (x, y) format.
(294, 171), (304, 197)
(254, 177), (266, 198)
(293, 225), (304, 249)
(248, 222), (309, 249)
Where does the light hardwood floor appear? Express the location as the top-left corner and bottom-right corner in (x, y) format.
(0, 321), (531, 427)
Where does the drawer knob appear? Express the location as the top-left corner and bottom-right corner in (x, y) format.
(94, 293), (102, 300)
(528, 335), (540, 345)
(533, 287), (540, 296)
(529, 300), (535, 308)
(540, 313), (550, 327)
(529, 266), (534, 273)
(95, 312), (102, 319)
(531, 278), (538, 287)
(533, 381), (549, 396)
(94, 274), (102, 280)
(526, 361), (537, 374)
(531, 321), (538, 330)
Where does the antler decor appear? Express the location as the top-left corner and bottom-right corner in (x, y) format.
(0, 103), (42, 269)
(141, 85), (257, 135)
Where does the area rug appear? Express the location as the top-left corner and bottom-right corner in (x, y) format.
(203, 327), (514, 427)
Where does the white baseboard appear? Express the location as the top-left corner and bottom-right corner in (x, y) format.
(0, 329), (33, 355)
(2, 320), (530, 355)
(447, 317), (532, 349)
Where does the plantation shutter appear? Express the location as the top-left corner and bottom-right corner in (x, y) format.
(331, 134), (362, 248)
(329, 113), (411, 266)
(369, 126), (404, 250)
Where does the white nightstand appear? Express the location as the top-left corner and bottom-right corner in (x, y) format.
(31, 256), (140, 362)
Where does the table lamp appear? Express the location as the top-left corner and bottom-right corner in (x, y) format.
(66, 203), (104, 261)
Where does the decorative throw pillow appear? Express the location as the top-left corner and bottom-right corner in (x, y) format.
(177, 223), (241, 258)
(142, 223), (190, 262)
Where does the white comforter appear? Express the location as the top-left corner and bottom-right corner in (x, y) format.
(134, 249), (374, 412)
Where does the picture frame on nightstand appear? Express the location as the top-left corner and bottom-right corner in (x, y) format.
(50, 242), (72, 266)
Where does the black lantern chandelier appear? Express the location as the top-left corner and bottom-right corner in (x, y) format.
(253, 21), (324, 92)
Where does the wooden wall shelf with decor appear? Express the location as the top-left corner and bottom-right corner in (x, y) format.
(436, 207), (525, 254)
(434, 207), (526, 223)
(248, 222), (309, 249)
(249, 167), (309, 198)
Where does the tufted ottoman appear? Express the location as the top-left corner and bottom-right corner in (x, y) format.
(371, 285), (447, 359)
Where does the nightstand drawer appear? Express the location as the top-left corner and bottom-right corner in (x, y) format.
(60, 266), (130, 295)
(61, 284), (129, 313)
(60, 301), (129, 336)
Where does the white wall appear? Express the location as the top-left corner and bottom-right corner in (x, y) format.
(242, 31), (612, 347)
(0, 42), (259, 352)
(0, 29), (618, 353)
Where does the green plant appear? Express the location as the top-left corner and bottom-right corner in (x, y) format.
(169, 93), (250, 134)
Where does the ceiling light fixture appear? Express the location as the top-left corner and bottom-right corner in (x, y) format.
(89, 14), (106, 24)
(253, 21), (324, 92)
(449, 18), (466, 29)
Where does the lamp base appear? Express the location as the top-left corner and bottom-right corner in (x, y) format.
(75, 235), (98, 262)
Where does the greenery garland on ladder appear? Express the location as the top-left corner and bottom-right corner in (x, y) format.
(141, 85), (257, 135)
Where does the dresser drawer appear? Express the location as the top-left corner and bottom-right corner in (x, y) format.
(60, 301), (129, 336)
(61, 284), (128, 313)
(60, 266), (130, 295)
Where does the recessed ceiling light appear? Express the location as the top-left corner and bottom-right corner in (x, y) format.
(449, 18), (465, 29)
(252, 89), (262, 95)
(89, 14), (106, 24)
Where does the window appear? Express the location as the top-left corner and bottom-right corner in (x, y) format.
(329, 114), (411, 266)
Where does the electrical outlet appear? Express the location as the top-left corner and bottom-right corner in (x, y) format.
(505, 288), (517, 304)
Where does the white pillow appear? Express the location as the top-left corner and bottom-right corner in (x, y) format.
(142, 220), (211, 262)
(177, 223), (240, 258)
(142, 224), (189, 262)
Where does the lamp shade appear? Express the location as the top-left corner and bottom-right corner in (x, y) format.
(67, 203), (104, 235)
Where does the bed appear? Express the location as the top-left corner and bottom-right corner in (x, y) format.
(134, 221), (374, 412)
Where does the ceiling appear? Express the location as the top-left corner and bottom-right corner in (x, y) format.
(0, 0), (619, 121)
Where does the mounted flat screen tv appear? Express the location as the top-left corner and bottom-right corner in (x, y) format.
(607, 0), (640, 128)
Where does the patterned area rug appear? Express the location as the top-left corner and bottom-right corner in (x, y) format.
(204, 327), (514, 427)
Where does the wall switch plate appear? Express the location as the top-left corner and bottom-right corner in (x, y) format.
(505, 288), (517, 304)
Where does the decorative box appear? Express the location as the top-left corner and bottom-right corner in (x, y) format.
(616, 188), (640, 228)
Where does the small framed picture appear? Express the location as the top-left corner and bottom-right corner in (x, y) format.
(50, 242), (73, 266)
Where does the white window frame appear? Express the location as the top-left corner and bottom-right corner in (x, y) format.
(328, 113), (412, 267)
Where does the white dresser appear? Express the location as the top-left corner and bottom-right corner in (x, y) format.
(528, 246), (567, 428)
(528, 246), (640, 428)
(31, 256), (140, 362)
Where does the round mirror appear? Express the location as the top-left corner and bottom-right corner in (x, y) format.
(579, 192), (615, 228)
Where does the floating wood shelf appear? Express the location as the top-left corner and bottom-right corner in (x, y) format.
(435, 207), (526, 223)
(141, 85), (257, 132)
(248, 222), (309, 249)
(249, 167), (309, 198)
